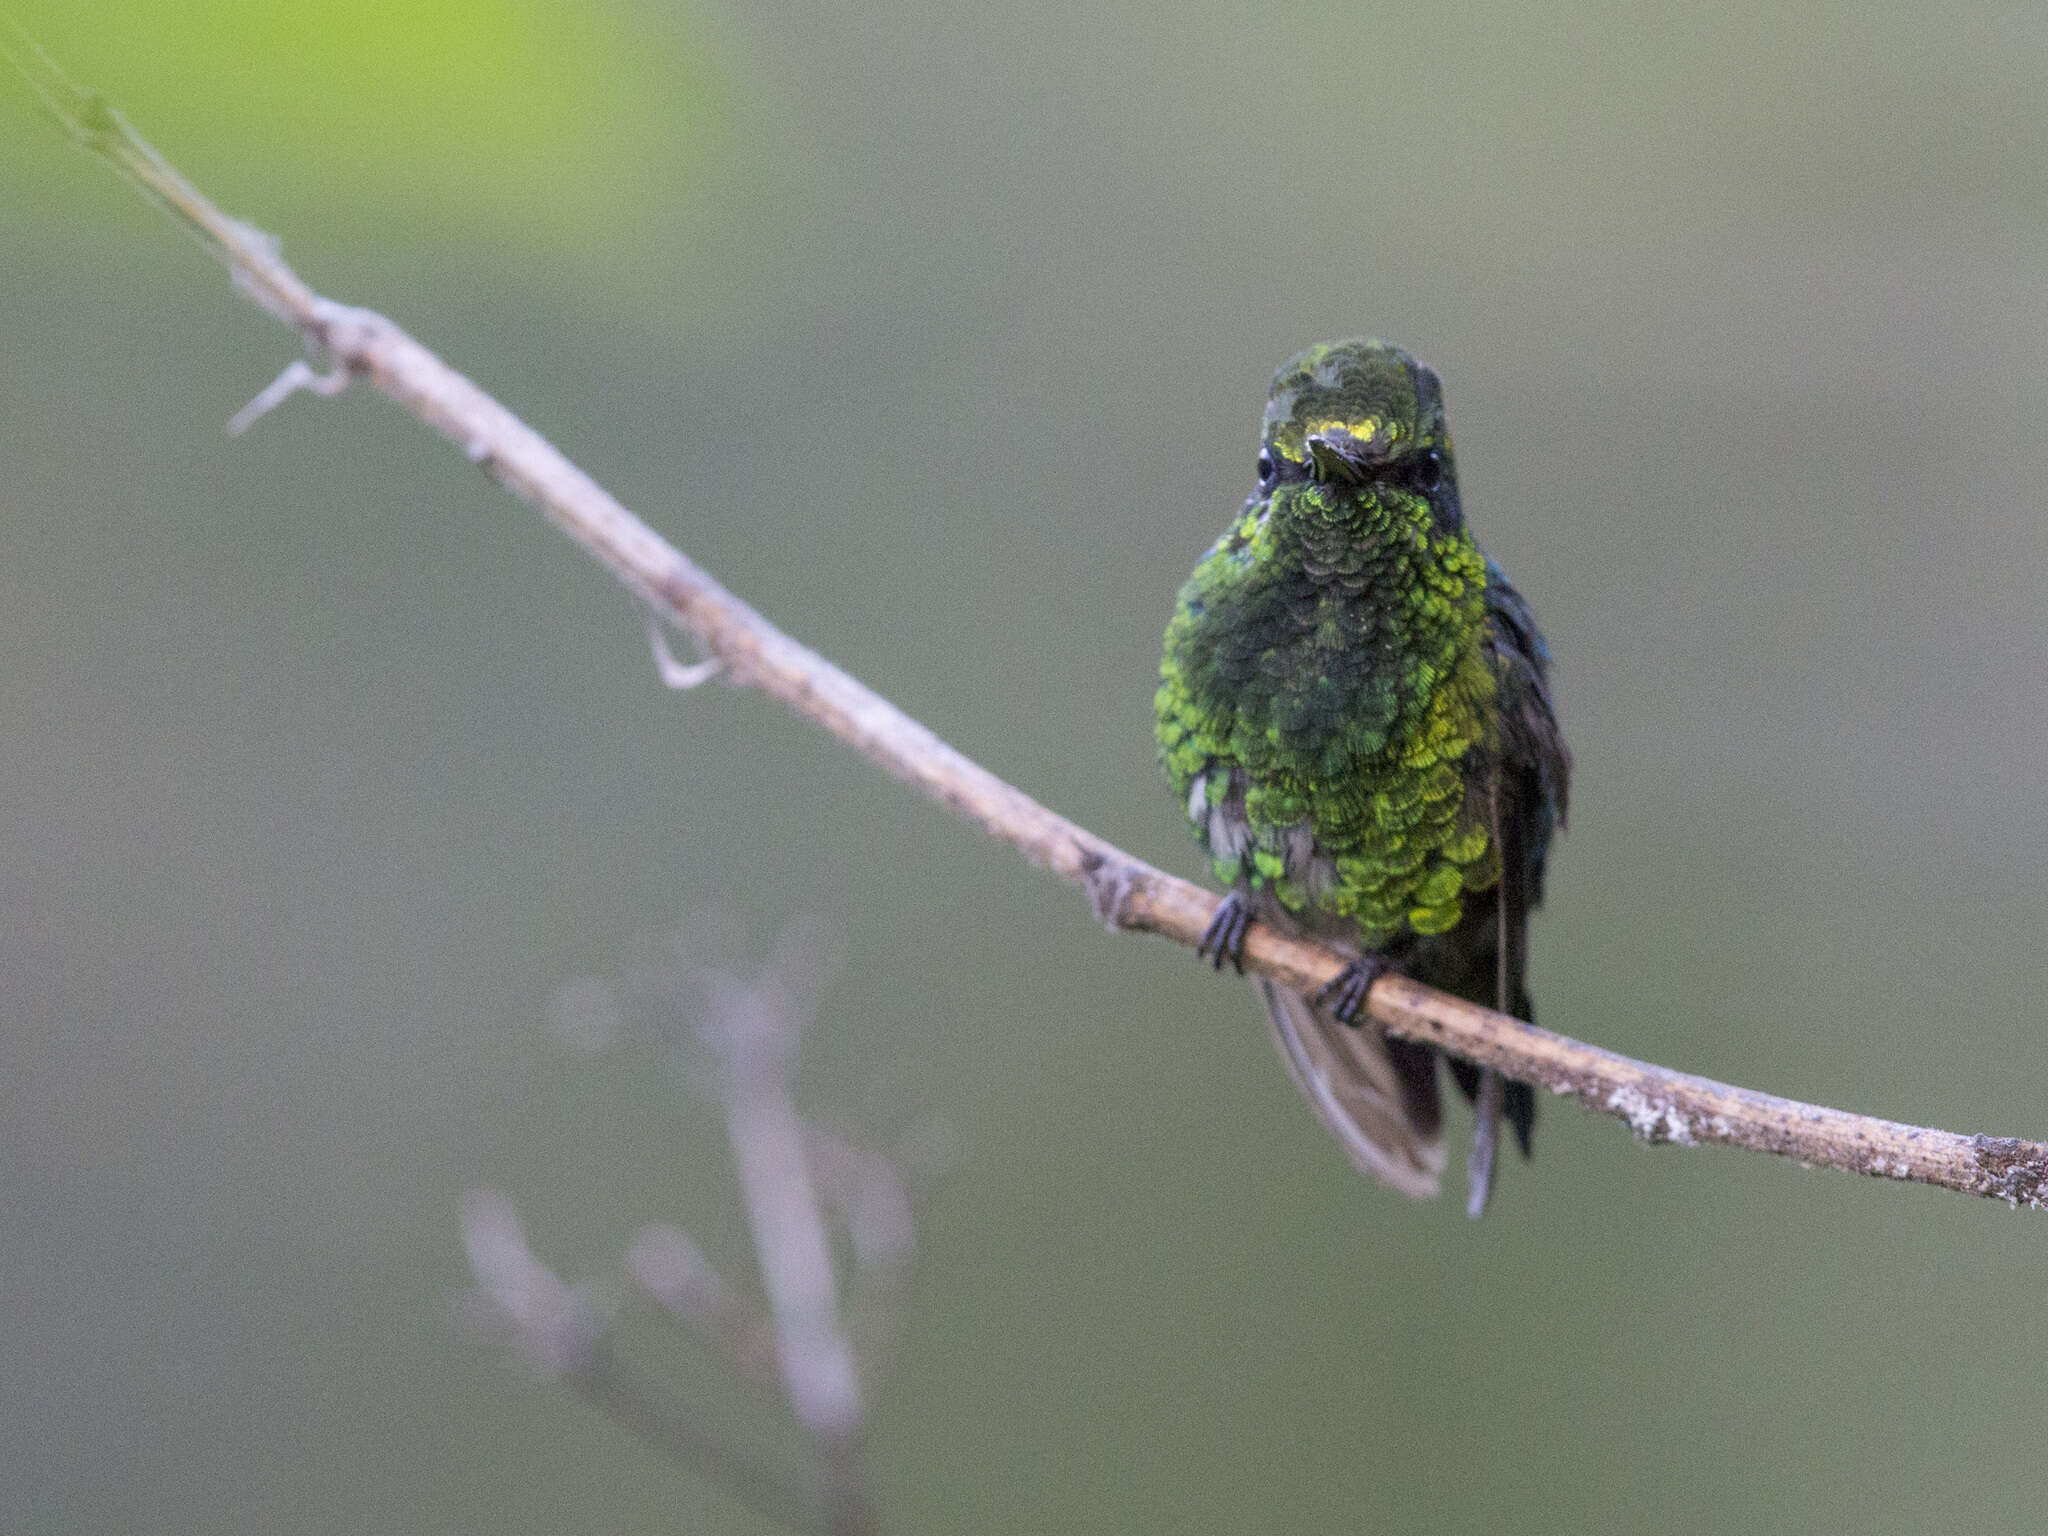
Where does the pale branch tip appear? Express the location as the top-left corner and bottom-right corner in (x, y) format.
(23, 55), (2046, 1212)
(226, 357), (353, 436)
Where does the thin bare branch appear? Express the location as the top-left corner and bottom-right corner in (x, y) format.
(700, 965), (878, 1536)
(21, 61), (2045, 1212)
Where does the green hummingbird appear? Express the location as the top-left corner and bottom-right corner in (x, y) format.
(1156, 339), (1569, 1212)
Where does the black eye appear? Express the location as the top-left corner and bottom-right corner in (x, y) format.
(1402, 448), (1445, 495)
(1256, 451), (1278, 489)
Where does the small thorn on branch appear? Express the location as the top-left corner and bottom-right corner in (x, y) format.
(226, 356), (353, 435)
(649, 613), (724, 690)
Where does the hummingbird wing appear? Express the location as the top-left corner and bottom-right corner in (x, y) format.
(1256, 975), (1446, 1199)
(1473, 560), (1574, 1155)
(1482, 560), (1571, 886)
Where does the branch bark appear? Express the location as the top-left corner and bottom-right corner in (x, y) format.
(21, 54), (2045, 1211)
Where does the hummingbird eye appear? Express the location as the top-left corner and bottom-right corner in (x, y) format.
(1397, 448), (1446, 495)
(1256, 452), (1278, 489)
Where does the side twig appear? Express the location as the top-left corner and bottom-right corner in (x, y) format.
(16, 49), (2044, 1211)
(628, 1222), (783, 1394)
(463, 927), (915, 1534)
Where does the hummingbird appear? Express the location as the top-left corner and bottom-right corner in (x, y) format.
(1156, 340), (1569, 1213)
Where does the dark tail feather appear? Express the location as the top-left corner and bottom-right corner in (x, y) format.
(1503, 1079), (1536, 1157)
(1384, 1035), (1445, 1139)
(1448, 1053), (1538, 1159)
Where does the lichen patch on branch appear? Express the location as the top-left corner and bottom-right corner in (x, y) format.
(1604, 1084), (1699, 1146)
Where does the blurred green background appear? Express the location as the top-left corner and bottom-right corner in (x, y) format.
(5, 1), (2046, 1531)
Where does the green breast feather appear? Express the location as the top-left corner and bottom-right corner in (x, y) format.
(1155, 461), (1502, 944)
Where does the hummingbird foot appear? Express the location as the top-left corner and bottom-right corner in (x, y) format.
(1196, 891), (1252, 973)
(1315, 954), (1393, 1026)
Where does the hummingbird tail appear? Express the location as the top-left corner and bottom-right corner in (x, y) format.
(1255, 976), (1446, 1199)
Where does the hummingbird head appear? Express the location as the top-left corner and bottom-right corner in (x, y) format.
(1252, 339), (1462, 537)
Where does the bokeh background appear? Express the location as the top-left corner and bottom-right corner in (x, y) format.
(5, 2), (2046, 1531)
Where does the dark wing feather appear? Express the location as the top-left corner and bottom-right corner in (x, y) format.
(1483, 559), (1571, 894)
(1479, 559), (1571, 1156)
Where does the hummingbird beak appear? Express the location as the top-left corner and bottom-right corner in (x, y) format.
(1304, 426), (1382, 483)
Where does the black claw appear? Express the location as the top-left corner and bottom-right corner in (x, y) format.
(1315, 954), (1392, 1025)
(1196, 892), (1251, 974)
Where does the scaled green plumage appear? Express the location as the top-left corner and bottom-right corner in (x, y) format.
(1157, 340), (1569, 1207)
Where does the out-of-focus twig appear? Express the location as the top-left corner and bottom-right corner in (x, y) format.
(459, 1193), (825, 1534)
(12, 40), (2044, 1210)
(463, 929), (922, 1534)
(805, 1126), (918, 1385)
(628, 1222), (782, 1394)
(696, 951), (879, 1536)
